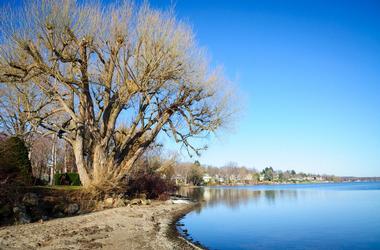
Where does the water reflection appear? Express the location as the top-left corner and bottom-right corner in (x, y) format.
(177, 183), (380, 250)
(178, 186), (299, 211)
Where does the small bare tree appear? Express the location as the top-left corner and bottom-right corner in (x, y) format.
(29, 135), (53, 181)
(0, 0), (233, 190)
(0, 83), (51, 141)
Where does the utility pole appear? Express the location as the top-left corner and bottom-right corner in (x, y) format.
(64, 142), (67, 173)
(49, 134), (57, 185)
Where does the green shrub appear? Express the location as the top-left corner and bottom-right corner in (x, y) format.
(67, 173), (81, 186)
(53, 173), (62, 185)
(53, 173), (81, 186)
(0, 136), (32, 184)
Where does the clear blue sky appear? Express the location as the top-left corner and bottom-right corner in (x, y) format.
(150, 0), (380, 177)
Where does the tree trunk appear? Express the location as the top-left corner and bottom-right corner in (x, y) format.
(92, 144), (112, 186)
(72, 137), (91, 187)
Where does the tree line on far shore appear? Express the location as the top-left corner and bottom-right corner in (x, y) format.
(170, 161), (341, 186)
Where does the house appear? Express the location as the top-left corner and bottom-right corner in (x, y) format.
(244, 174), (253, 182)
(259, 174), (265, 181)
(229, 175), (238, 182)
(202, 174), (212, 183)
(173, 174), (186, 185)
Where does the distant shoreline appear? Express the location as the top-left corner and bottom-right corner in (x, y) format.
(179, 179), (380, 188)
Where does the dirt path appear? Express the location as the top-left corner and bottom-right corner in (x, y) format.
(0, 201), (199, 250)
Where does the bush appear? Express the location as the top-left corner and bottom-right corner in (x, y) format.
(53, 173), (81, 186)
(126, 170), (176, 199)
(67, 173), (81, 186)
(0, 136), (32, 185)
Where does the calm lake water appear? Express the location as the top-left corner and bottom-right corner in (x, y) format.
(177, 182), (380, 250)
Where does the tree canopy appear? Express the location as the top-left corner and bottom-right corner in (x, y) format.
(0, 0), (234, 189)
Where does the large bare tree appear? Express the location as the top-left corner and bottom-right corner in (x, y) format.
(0, 0), (233, 189)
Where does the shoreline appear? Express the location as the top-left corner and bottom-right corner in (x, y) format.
(168, 202), (204, 250)
(0, 200), (201, 250)
(180, 181), (335, 187)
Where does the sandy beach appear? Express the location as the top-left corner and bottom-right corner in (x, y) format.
(0, 201), (199, 250)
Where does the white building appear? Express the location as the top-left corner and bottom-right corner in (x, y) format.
(203, 174), (212, 183)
